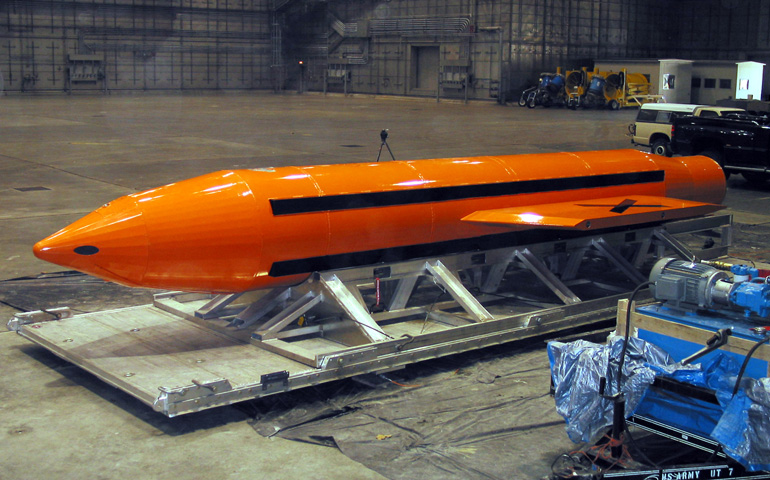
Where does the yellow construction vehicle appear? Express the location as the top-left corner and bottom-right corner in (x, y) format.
(604, 69), (662, 109)
(565, 68), (662, 109)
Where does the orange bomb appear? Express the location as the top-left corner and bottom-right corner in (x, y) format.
(33, 149), (725, 293)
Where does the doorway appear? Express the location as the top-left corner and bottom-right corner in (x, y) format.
(410, 46), (439, 94)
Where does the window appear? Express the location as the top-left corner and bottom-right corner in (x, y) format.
(739, 78), (750, 90)
(719, 79), (731, 89)
(636, 109), (689, 124)
(692, 77), (702, 88)
(663, 74), (676, 90)
(704, 78), (716, 88)
(699, 110), (719, 118)
(636, 109), (658, 122)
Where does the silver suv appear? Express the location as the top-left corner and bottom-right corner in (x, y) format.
(629, 103), (744, 156)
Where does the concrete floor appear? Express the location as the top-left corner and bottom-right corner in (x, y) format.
(2, 92), (770, 479)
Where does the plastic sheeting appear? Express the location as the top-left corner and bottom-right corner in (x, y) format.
(548, 336), (770, 472)
(247, 344), (581, 480)
(645, 352), (770, 471)
(547, 335), (678, 443)
(712, 377), (770, 471)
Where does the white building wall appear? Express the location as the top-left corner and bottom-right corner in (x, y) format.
(735, 61), (765, 100)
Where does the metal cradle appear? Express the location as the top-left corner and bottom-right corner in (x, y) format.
(9, 214), (731, 416)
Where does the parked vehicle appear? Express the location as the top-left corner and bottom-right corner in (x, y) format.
(603, 70), (660, 109)
(519, 67), (659, 110)
(629, 103), (744, 156)
(670, 113), (770, 184)
(566, 68), (659, 109)
(518, 72), (567, 108)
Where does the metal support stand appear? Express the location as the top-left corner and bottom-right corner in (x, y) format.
(10, 215), (732, 416)
(171, 215), (732, 371)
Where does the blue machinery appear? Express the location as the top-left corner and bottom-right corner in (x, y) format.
(624, 259), (770, 478)
(550, 258), (770, 479)
(650, 258), (770, 320)
(642, 257), (770, 381)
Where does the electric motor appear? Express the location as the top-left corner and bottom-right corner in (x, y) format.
(649, 257), (770, 318)
(649, 257), (733, 309)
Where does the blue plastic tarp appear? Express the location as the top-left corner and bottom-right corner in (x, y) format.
(547, 335), (677, 443)
(712, 377), (770, 471)
(548, 335), (770, 471)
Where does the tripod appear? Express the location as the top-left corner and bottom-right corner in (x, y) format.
(376, 129), (396, 162)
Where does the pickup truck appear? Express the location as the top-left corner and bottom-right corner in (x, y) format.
(629, 103), (744, 156)
(670, 114), (770, 184)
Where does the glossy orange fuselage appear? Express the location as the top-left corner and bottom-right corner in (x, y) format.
(33, 149), (725, 293)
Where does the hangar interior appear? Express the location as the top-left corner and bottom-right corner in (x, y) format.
(4, 0), (770, 99)
(3, 2), (770, 480)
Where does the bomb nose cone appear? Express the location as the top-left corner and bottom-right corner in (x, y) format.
(33, 196), (149, 287)
(33, 170), (265, 293)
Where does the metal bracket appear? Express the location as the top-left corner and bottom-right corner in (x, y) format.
(7, 307), (72, 332)
(318, 346), (380, 369)
(155, 378), (233, 409)
(261, 370), (290, 391)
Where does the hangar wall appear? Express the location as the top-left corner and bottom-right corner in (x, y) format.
(1, 0), (769, 98)
(674, 0), (770, 98)
(281, 0), (676, 102)
(0, 0), (272, 93)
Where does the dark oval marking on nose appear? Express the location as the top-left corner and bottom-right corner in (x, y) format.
(74, 245), (100, 256)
